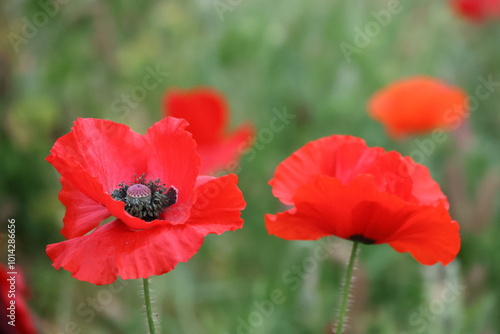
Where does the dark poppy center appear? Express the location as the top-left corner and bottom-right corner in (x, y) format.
(349, 234), (376, 245)
(111, 175), (177, 222)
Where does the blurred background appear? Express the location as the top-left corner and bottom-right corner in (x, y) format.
(1, 0), (500, 333)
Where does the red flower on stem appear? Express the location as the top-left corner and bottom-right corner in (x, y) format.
(368, 76), (468, 138)
(46, 117), (245, 285)
(0, 265), (37, 334)
(163, 88), (254, 174)
(451, 0), (500, 22)
(265, 135), (460, 265)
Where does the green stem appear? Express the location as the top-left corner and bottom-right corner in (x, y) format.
(336, 241), (359, 334)
(143, 278), (156, 334)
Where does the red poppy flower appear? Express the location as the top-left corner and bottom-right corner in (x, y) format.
(368, 76), (468, 138)
(163, 88), (254, 174)
(451, 0), (500, 22)
(265, 135), (460, 265)
(0, 265), (37, 334)
(46, 117), (245, 285)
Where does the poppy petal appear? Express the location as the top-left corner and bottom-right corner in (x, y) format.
(349, 197), (460, 265)
(387, 218), (460, 266)
(368, 76), (468, 138)
(59, 177), (111, 239)
(46, 219), (205, 285)
(163, 88), (227, 144)
(265, 210), (334, 240)
(47, 118), (147, 205)
(266, 175), (370, 241)
(270, 135), (374, 205)
(266, 175), (460, 265)
(163, 87), (255, 175)
(144, 117), (200, 224)
(270, 135), (448, 208)
(0, 265), (37, 334)
(452, 0), (500, 22)
(188, 174), (245, 234)
(197, 124), (254, 174)
(400, 156), (450, 208)
(367, 151), (449, 208)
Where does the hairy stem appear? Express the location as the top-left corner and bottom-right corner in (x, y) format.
(336, 241), (359, 334)
(143, 278), (156, 334)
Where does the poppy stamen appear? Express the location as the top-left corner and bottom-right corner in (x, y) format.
(111, 174), (177, 221)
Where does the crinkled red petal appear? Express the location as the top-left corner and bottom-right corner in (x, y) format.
(187, 174), (245, 234)
(266, 175), (460, 265)
(46, 219), (205, 285)
(270, 135), (370, 205)
(270, 135), (447, 208)
(142, 117), (200, 226)
(48, 118), (201, 231)
(47, 118), (147, 201)
(59, 177), (111, 239)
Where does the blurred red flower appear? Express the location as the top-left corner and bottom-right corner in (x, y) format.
(0, 265), (36, 334)
(368, 76), (468, 138)
(163, 88), (254, 174)
(265, 135), (460, 265)
(451, 0), (500, 22)
(46, 118), (245, 285)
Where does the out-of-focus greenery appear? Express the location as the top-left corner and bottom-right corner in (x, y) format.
(1, 0), (500, 333)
